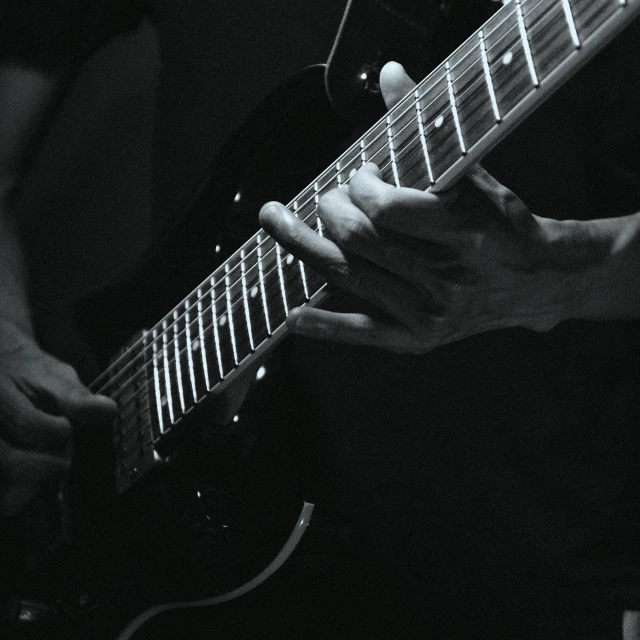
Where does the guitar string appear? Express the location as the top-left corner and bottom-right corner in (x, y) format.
(111, 0), (613, 441)
(109, 6), (574, 427)
(93, 0), (585, 401)
(91, 0), (539, 395)
(106, 0), (606, 404)
(90, 0), (567, 395)
(96, 0), (576, 414)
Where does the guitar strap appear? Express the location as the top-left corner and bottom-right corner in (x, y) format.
(324, 0), (493, 124)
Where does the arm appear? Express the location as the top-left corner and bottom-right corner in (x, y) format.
(0, 64), (115, 516)
(0, 65), (59, 332)
(259, 62), (640, 353)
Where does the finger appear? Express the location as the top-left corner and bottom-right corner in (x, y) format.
(287, 307), (423, 353)
(0, 388), (72, 450)
(379, 62), (417, 110)
(348, 164), (464, 237)
(317, 188), (458, 287)
(44, 374), (116, 425)
(260, 202), (420, 323)
(317, 187), (381, 256)
(261, 200), (349, 269)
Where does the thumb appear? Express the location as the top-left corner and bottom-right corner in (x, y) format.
(53, 380), (117, 425)
(379, 61), (416, 110)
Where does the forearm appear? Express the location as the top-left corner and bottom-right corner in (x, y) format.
(541, 212), (640, 324)
(0, 199), (33, 336)
(0, 64), (63, 336)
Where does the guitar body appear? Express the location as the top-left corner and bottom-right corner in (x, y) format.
(12, 65), (356, 639)
(9, 2), (640, 637)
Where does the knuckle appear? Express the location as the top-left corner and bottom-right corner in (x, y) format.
(349, 174), (386, 217)
(338, 215), (368, 248)
(317, 189), (342, 215)
(326, 260), (351, 286)
(363, 191), (391, 222)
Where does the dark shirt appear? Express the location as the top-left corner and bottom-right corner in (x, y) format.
(0, 0), (150, 72)
(3, 1), (640, 637)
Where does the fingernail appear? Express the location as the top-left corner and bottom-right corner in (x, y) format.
(260, 205), (283, 233)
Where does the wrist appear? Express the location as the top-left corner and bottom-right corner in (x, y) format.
(0, 316), (35, 351)
(537, 213), (640, 324)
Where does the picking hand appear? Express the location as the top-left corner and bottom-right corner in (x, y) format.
(0, 320), (116, 516)
(259, 62), (578, 353)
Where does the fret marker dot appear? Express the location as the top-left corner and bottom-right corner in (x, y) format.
(502, 51), (513, 66)
(349, 168), (357, 179)
(434, 115), (444, 128)
(256, 366), (267, 381)
(219, 315), (227, 326)
(161, 396), (167, 407)
(192, 339), (200, 351)
(215, 245), (221, 254)
(286, 254), (294, 265)
(251, 286), (259, 298)
(234, 191), (241, 203)
(233, 415), (239, 423)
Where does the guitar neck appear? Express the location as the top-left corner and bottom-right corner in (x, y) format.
(93, 0), (639, 494)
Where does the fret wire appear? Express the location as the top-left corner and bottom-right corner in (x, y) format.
(94, 0), (612, 401)
(257, 234), (272, 335)
(109, 96), (449, 408)
(224, 264), (239, 366)
(119, 0), (573, 418)
(313, 182), (324, 236)
(110, 0), (632, 416)
(293, 201), (310, 300)
(240, 249), (255, 352)
(275, 243), (289, 316)
(94, 1), (545, 397)
(385, 115), (401, 186)
(209, 278), (226, 378)
(160, 321), (175, 424)
(197, 287), (212, 390)
(172, 311), (186, 414)
(515, 0), (540, 86)
(360, 139), (367, 165)
(151, 329), (166, 433)
(184, 300), (198, 403)
(478, 29), (502, 121)
(105, 64), (492, 406)
(445, 61), (467, 155)
(561, 0), (581, 47)
(413, 90), (435, 185)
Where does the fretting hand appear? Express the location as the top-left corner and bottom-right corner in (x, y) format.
(259, 62), (592, 353)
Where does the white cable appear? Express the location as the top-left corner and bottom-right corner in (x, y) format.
(115, 501), (315, 640)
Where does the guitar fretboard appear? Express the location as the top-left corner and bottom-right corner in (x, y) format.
(90, 0), (639, 493)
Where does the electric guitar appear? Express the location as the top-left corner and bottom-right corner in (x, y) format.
(11, 0), (640, 637)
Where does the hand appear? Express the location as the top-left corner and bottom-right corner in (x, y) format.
(0, 320), (116, 516)
(259, 62), (579, 353)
